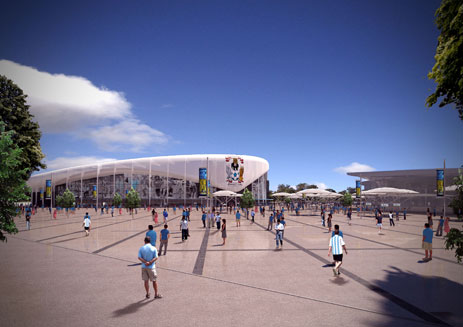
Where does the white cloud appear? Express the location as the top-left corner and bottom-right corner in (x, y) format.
(0, 60), (170, 152)
(45, 156), (117, 170)
(315, 182), (327, 189)
(334, 162), (376, 174)
(85, 119), (168, 152)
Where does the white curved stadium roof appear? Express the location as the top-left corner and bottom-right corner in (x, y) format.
(28, 154), (269, 193)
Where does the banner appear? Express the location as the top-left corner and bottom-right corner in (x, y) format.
(207, 180), (211, 197)
(355, 181), (361, 199)
(93, 185), (97, 198)
(199, 168), (207, 196)
(436, 169), (444, 197)
(45, 180), (52, 199)
(40, 189), (44, 200)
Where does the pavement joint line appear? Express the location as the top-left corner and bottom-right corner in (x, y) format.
(6, 234), (446, 326)
(252, 220), (451, 326)
(192, 227), (210, 275)
(285, 217), (461, 265)
(92, 215), (183, 254)
(16, 213), (117, 232)
(36, 213), (155, 242)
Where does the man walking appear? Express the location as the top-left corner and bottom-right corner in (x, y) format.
(146, 225), (157, 247)
(235, 210), (241, 227)
(388, 211), (395, 226)
(25, 206), (32, 230)
(376, 210), (383, 234)
(163, 209), (168, 223)
(180, 217), (189, 241)
(267, 213), (274, 230)
(159, 224), (170, 255)
(138, 236), (162, 299)
(436, 216), (444, 236)
(82, 213), (91, 236)
(275, 219), (284, 249)
(251, 209), (255, 223)
(216, 213), (221, 230)
(422, 223), (433, 261)
(328, 229), (348, 276)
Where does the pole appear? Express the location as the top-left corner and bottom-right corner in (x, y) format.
(80, 169), (83, 207)
(148, 159), (151, 208)
(96, 165), (99, 210)
(443, 159), (446, 217)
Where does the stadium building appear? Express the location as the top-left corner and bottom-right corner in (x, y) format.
(27, 154), (269, 208)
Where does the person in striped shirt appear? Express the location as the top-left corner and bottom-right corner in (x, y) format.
(328, 230), (348, 276)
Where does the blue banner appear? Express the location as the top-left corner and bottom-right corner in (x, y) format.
(93, 185), (97, 198)
(199, 168), (207, 196)
(355, 181), (361, 198)
(436, 170), (444, 197)
(45, 180), (51, 199)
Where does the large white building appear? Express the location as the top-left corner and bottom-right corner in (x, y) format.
(27, 154), (269, 208)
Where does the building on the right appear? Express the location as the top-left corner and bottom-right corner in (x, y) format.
(348, 168), (460, 215)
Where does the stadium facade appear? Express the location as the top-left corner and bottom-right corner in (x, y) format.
(348, 168), (460, 214)
(27, 154), (269, 208)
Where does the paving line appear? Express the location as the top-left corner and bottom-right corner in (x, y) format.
(92, 215), (182, 254)
(285, 217), (460, 265)
(192, 227), (210, 275)
(7, 235), (447, 326)
(252, 220), (450, 326)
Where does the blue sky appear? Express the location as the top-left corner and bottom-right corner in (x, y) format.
(1, 0), (461, 191)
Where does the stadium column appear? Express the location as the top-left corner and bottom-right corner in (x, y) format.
(184, 157), (186, 208)
(80, 169), (83, 207)
(113, 163), (116, 199)
(166, 158), (169, 207)
(96, 164), (100, 210)
(148, 158), (152, 208)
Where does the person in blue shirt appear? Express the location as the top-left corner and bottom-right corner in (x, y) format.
(422, 223), (433, 261)
(146, 225), (157, 247)
(331, 224), (343, 238)
(159, 224), (170, 256)
(436, 216), (444, 237)
(163, 209), (168, 223)
(267, 213), (274, 231)
(201, 211), (206, 228)
(138, 236), (161, 299)
(235, 210), (241, 227)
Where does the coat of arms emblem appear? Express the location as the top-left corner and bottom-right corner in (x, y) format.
(225, 157), (244, 184)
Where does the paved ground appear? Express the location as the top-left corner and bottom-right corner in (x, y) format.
(1, 208), (462, 327)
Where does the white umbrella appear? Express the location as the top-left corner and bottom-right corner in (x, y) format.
(297, 189), (333, 195)
(212, 190), (238, 197)
(362, 187), (419, 195)
(272, 192), (293, 197)
(288, 193), (302, 199)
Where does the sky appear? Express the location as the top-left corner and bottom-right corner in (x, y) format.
(0, 0), (462, 191)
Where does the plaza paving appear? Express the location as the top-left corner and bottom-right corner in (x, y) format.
(1, 208), (462, 327)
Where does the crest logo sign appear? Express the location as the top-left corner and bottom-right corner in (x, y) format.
(225, 157), (244, 184)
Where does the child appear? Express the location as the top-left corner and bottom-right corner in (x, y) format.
(422, 223), (433, 261)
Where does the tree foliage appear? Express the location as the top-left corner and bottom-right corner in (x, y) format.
(341, 192), (353, 207)
(126, 188), (140, 218)
(295, 183), (318, 191)
(449, 169), (463, 217)
(113, 192), (122, 207)
(276, 184), (296, 193)
(240, 189), (255, 209)
(444, 228), (463, 263)
(0, 75), (45, 174)
(426, 0), (463, 120)
(0, 123), (30, 241)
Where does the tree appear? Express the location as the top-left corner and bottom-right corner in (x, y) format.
(296, 183), (317, 191)
(55, 195), (63, 208)
(276, 184), (296, 193)
(113, 192), (122, 211)
(326, 188), (336, 193)
(126, 187), (141, 219)
(449, 169), (463, 218)
(0, 123), (30, 241)
(60, 189), (75, 218)
(240, 189), (255, 218)
(444, 228), (463, 263)
(0, 75), (45, 174)
(341, 192), (353, 207)
(426, 0), (463, 120)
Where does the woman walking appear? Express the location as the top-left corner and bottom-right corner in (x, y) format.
(327, 213), (332, 233)
(221, 219), (227, 245)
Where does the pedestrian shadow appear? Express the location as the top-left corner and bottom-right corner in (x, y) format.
(329, 277), (349, 286)
(322, 263), (335, 267)
(212, 244), (223, 247)
(127, 263), (141, 267)
(112, 299), (154, 317)
(362, 266), (463, 326)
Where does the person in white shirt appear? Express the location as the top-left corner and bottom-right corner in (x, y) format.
(275, 219), (285, 249)
(216, 213), (221, 230)
(82, 213), (91, 236)
(328, 230), (348, 276)
(180, 217), (189, 241)
(389, 211), (395, 226)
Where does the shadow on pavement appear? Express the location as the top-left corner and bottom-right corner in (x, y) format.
(364, 266), (462, 326)
(112, 299), (154, 317)
(127, 263), (141, 267)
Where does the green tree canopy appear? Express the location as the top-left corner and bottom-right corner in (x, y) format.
(126, 188), (141, 218)
(426, 0), (463, 120)
(341, 192), (353, 207)
(0, 75), (45, 174)
(240, 189), (255, 209)
(449, 169), (463, 217)
(113, 192), (122, 208)
(445, 228), (463, 263)
(0, 123), (30, 241)
(276, 184), (296, 193)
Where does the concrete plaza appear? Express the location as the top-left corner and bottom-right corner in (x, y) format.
(1, 208), (462, 327)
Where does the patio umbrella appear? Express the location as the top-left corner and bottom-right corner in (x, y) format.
(362, 187), (419, 195)
(272, 192), (293, 197)
(212, 190), (238, 197)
